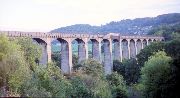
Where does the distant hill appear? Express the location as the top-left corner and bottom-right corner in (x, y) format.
(50, 13), (180, 35)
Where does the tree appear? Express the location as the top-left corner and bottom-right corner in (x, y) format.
(164, 39), (180, 98)
(113, 59), (140, 85)
(148, 23), (180, 40)
(165, 39), (180, 60)
(140, 51), (173, 98)
(71, 59), (112, 98)
(113, 60), (125, 77)
(51, 52), (61, 68)
(21, 63), (70, 97)
(17, 38), (42, 71)
(106, 72), (127, 98)
(123, 58), (139, 85)
(0, 35), (30, 96)
(74, 59), (104, 77)
(68, 77), (90, 98)
(52, 52), (78, 70)
(137, 42), (165, 67)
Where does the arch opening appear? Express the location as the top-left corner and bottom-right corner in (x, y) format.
(32, 38), (47, 65)
(122, 39), (129, 60)
(89, 39), (99, 60)
(112, 39), (120, 60)
(130, 39), (136, 58)
(72, 38), (86, 63)
(136, 39), (142, 54)
(148, 39), (152, 45)
(51, 38), (71, 74)
(143, 39), (147, 48)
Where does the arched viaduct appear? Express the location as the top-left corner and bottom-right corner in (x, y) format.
(0, 31), (164, 75)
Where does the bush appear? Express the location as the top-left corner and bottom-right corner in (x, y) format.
(140, 51), (173, 98)
(107, 72), (127, 98)
(113, 60), (125, 76)
(123, 58), (139, 85)
(68, 77), (90, 98)
(137, 42), (165, 67)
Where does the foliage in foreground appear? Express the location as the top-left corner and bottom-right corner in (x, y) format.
(0, 35), (31, 96)
(0, 36), (127, 98)
(113, 59), (139, 85)
(107, 72), (127, 98)
(2, 34), (180, 97)
(140, 51), (174, 98)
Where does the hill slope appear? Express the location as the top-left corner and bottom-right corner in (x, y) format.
(51, 13), (180, 35)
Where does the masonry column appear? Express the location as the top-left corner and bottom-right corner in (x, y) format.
(110, 39), (113, 71)
(61, 41), (70, 74)
(39, 43), (48, 65)
(122, 39), (129, 59)
(92, 40), (100, 61)
(136, 39), (142, 54)
(135, 39), (138, 55)
(99, 39), (102, 62)
(46, 38), (51, 63)
(129, 39), (136, 58)
(146, 39), (149, 46)
(68, 40), (72, 74)
(104, 39), (112, 75)
(120, 39), (123, 62)
(127, 39), (130, 59)
(114, 40), (120, 60)
(140, 39), (144, 49)
(85, 39), (88, 60)
(78, 41), (86, 63)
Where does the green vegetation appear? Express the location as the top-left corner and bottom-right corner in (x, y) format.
(113, 59), (139, 85)
(112, 23), (180, 97)
(140, 51), (172, 98)
(51, 13), (180, 35)
(107, 72), (127, 98)
(136, 42), (165, 67)
(0, 35), (127, 97)
(148, 23), (180, 40)
(1, 20), (180, 97)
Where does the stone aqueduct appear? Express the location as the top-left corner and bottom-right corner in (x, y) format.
(0, 31), (164, 75)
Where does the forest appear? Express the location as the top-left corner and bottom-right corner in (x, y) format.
(0, 21), (180, 98)
(51, 13), (180, 35)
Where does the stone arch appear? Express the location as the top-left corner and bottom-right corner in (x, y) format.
(148, 39), (152, 44)
(33, 38), (47, 44)
(32, 38), (47, 65)
(130, 39), (136, 58)
(142, 39), (147, 48)
(74, 38), (85, 43)
(72, 38), (86, 63)
(71, 38), (86, 43)
(112, 39), (120, 60)
(136, 39), (142, 54)
(56, 38), (68, 43)
(122, 39), (128, 59)
(89, 39), (100, 60)
(55, 38), (71, 74)
(101, 39), (110, 61)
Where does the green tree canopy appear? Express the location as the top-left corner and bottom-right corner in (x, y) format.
(0, 35), (31, 96)
(140, 51), (173, 98)
(137, 42), (165, 67)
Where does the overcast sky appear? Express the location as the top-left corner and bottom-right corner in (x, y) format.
(0, 0), (180, 32)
